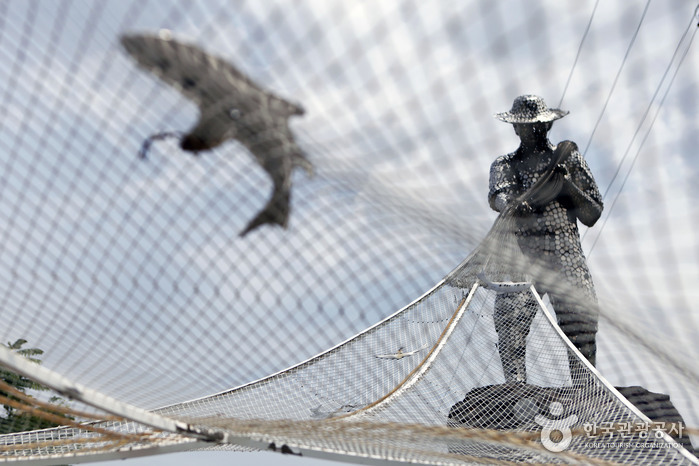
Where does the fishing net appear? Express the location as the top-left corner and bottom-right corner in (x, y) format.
(0, 1), (697, 464)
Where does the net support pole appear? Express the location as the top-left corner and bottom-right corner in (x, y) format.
(0, 344), (266, 450)
(529, 285), (699, 465)
(341, 282), (480, 420)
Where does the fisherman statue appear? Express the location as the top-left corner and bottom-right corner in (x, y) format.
(488, 95), (603, 383)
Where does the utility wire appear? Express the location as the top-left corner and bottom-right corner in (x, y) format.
(586, 4), (699, 257)
(580, 0), (652, 158)
(558, 0), (600, 108)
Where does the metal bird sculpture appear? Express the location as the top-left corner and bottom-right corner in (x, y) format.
(310, 403), (359, 419)
(120, 31), (313, 236)
(375, 343), (429, 360)
(476, 272), (531, 293)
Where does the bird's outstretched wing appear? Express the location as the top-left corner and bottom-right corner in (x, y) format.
(120, 31), (304, 117)
(375, 343), (429, 360)
(375, 351), (403, 360)
(402, 343), (429, 356)
(476, 272), (531, 293)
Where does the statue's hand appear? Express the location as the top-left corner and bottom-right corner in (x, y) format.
(552, 163), (570, 184)
(554, 163), (569, 178)
(527, 165), (570, 208)
(513, 200), (534, 216)
(551, 163), (572, 196)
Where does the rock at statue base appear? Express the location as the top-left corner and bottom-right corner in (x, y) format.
(615, 385), (696, 455)
(448, 383), (696, 457)
(447, 382), (578, 430)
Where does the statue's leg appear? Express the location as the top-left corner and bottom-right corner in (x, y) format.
(550, 293), (599, 365)
(526, 230), (599, 382)
(493, 291), (539, 383)
(548, 255), (599, 386)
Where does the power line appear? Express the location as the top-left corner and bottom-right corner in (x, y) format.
(558, 0), (599, 108)
(580, 0), (652, 158)
(586, 3), (699, 257)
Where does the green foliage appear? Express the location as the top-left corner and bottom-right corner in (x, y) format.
(0, 339), (71, 433)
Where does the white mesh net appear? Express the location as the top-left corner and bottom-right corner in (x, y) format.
(0, 1), (697, 464)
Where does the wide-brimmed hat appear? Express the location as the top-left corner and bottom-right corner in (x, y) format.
(494, 95), (568, 123)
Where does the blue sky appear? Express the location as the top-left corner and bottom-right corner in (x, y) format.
(0, 0), (697, 464)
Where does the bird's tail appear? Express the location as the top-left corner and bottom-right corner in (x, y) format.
(240, 188), (290, 237)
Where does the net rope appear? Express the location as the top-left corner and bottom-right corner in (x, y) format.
(0, 1), (697, 464)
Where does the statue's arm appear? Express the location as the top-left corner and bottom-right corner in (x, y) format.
(559, 151), (603, 227)
(491, 192), (511, 212)
(488, 155), (517, 213)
